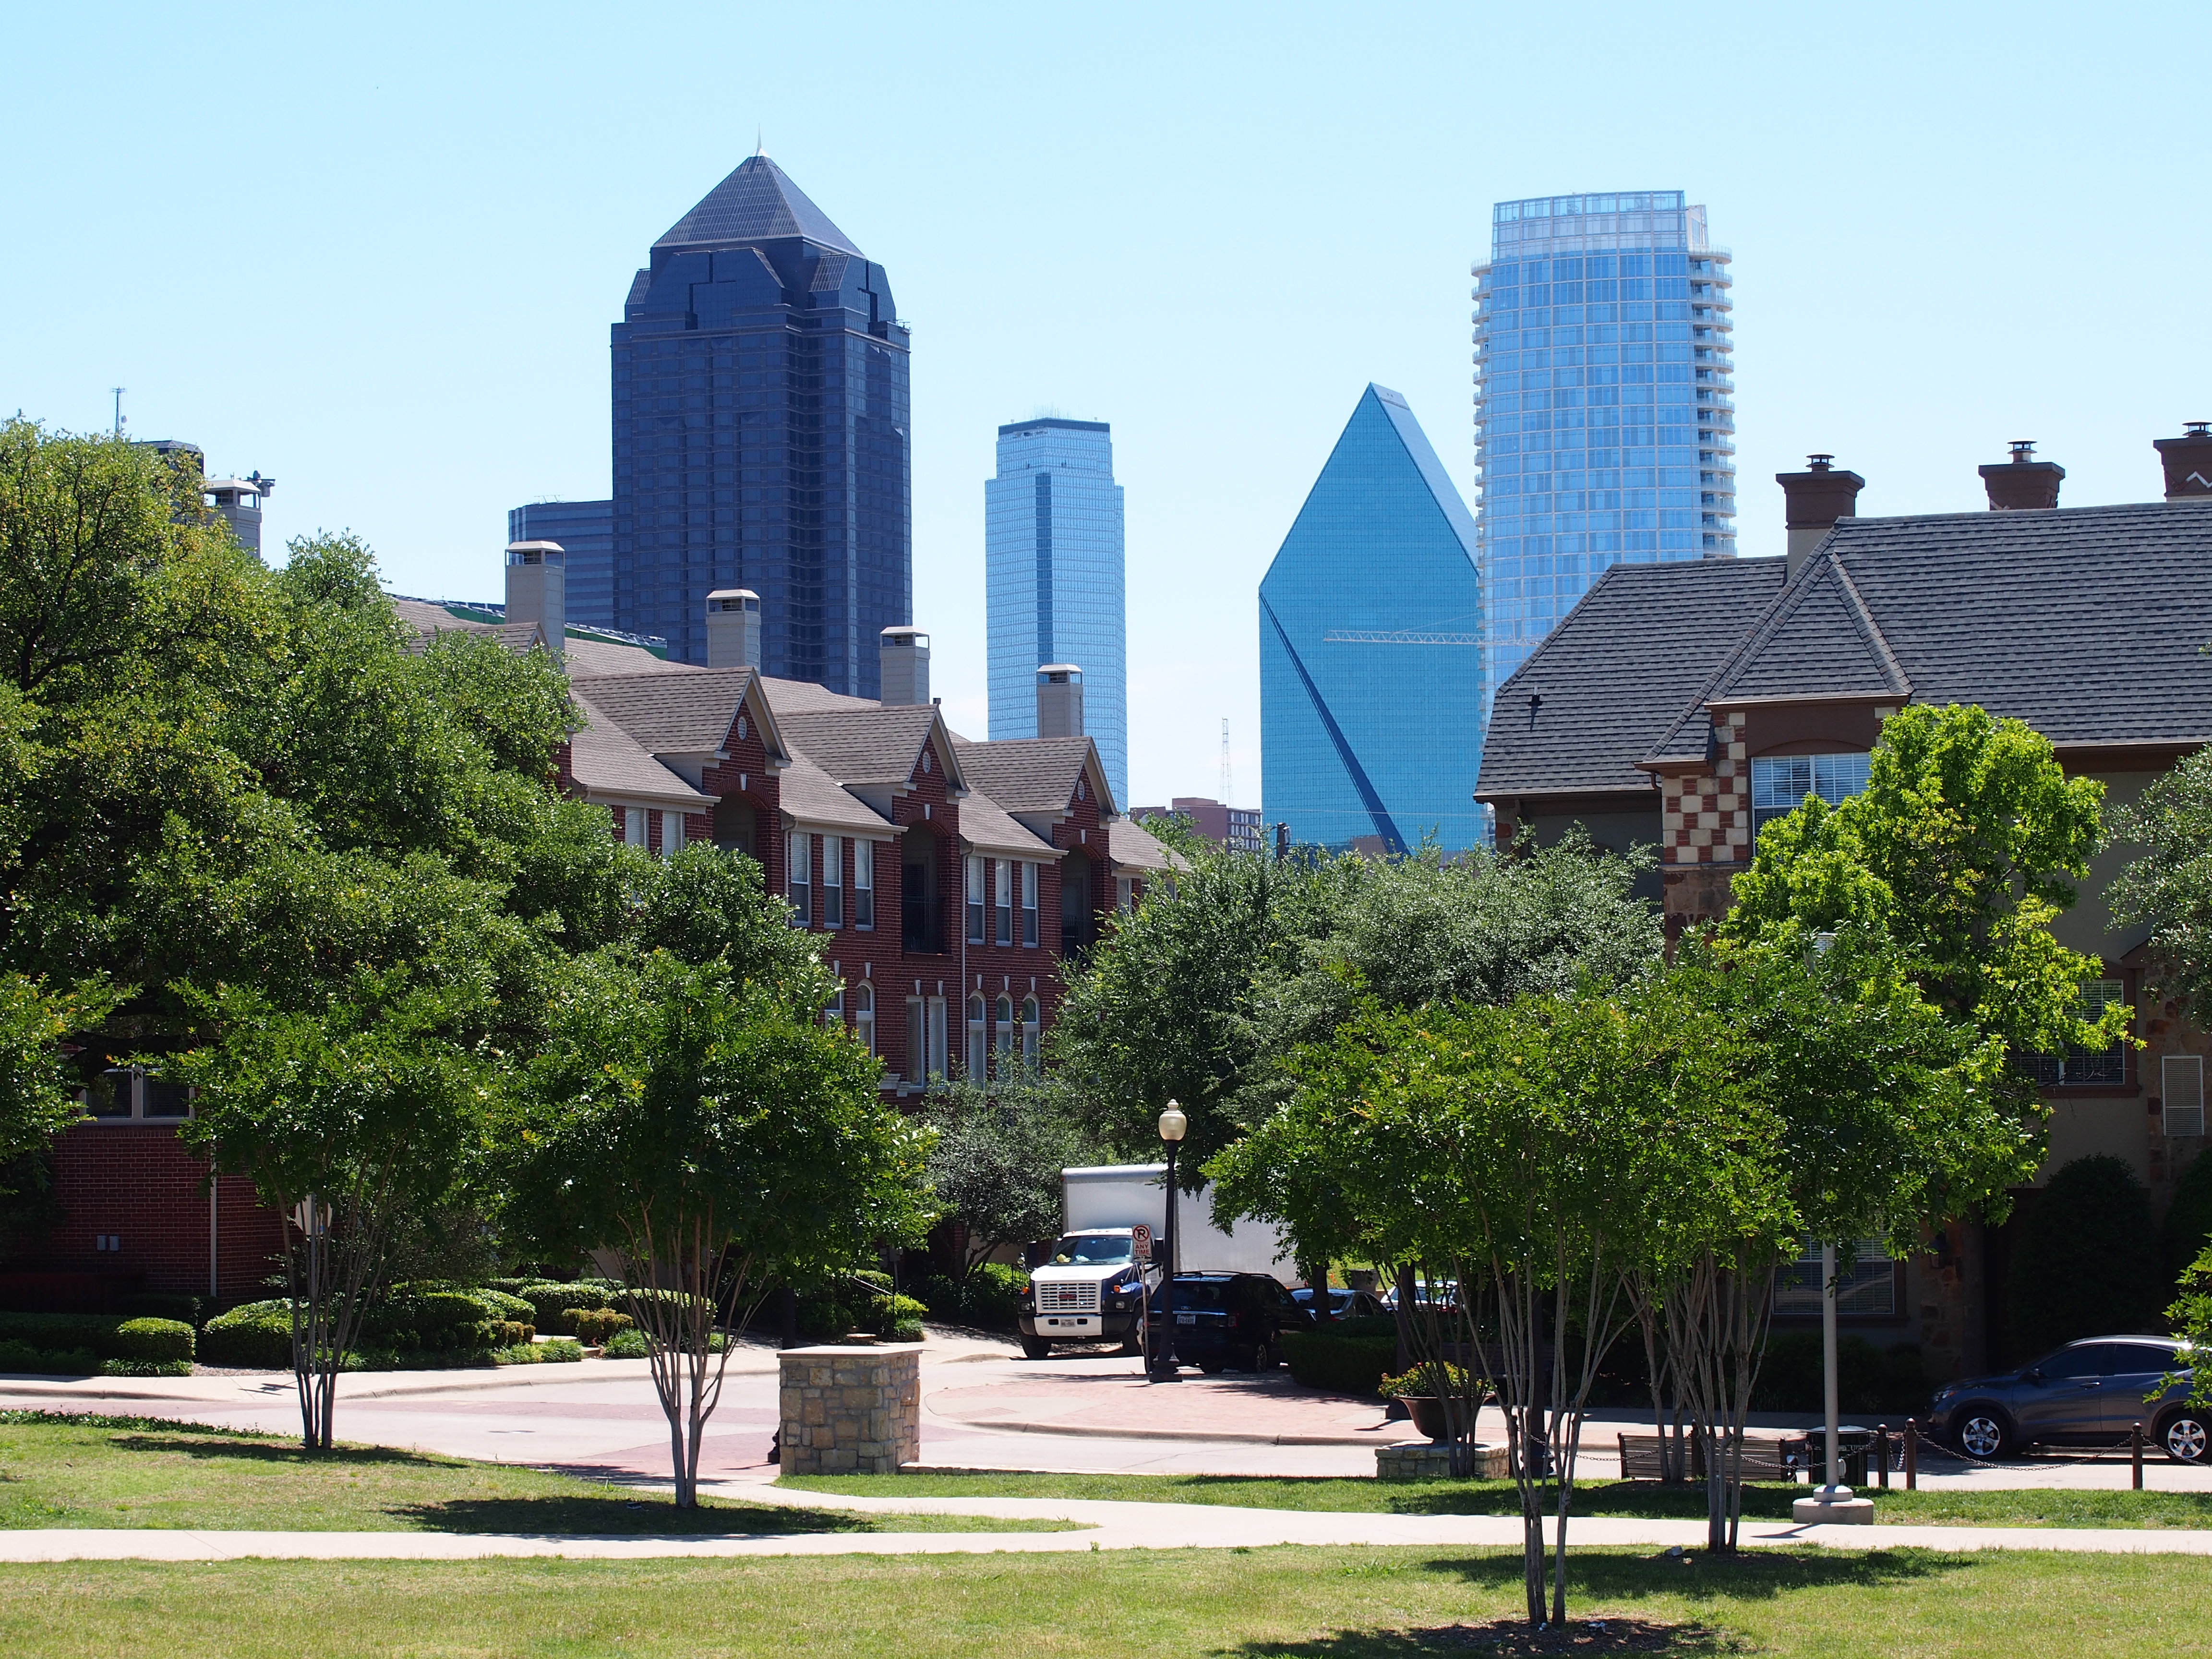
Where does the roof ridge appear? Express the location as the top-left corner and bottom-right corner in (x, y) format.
(1826, 559), (1912, 697)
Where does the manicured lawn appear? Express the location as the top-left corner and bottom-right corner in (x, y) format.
(784, 1468), (2212, 1529)
(0, 1547), (2202, 1657)
(0, 1415), (1064, 1536)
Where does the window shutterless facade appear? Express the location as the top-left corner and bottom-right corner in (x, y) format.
(1022, 862), (1039, 946)
(1774, 1239), (1895, 1319)
(1750, 752), (1870, 842)
(822, 835), (842, 927)
(2026, 980), (2129, 1087)
(1021, 997), (1041, 1068)
(995, 995), (1015, 1064)
(926, 996), (948, 1080)
(83, 1067), (192, 1123)
(2164, 1054), (2205, 1138)
(787, 831), (810, 926)
(966, 855), (986, 945)
(660, 811), (685, 856)
(824, 983), (843, 1028)
(854, 983), (874, 1054)
(966, 994), (987, 1079)
(994, 860), (1013, 946)
(625, 807), (649, 847)
(854, 839), (874, 928)
(905, 997), (925, 1083)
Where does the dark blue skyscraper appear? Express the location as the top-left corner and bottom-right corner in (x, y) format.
(1259, 385), (1486, 854)
(611, 156), (911, 689)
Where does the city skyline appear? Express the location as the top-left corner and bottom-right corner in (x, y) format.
(985, 417), (1129, 805)
(1474, 190), (1736, 720)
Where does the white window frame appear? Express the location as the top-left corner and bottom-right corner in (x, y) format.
(995, 859), (1013, 946)
(821, 835), (842, 928)
(965, 855), (986, 945)
(904, 997), (926, 1085)
(966, 994), (987, 1079)
(854, 839), (875, 929)
(1773, 1238), (1895, 1318)
(854, 983), (875, 1055)
(1022, 862), (1039, 947)
(786, 830), (810, 927)
(926, 995), (948, 1081)
(824, 982), (844, 1029)
(660, 810), (684, 858)
(1750, 752), (1871, 844)
(1021, 996), (1041, 1068)
(995, 995), (1015, 1061)
(2164, 1054), (2206, 1139)
(624, 806), (649, 847)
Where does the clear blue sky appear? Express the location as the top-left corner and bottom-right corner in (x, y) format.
(5, 4), (2204, 811)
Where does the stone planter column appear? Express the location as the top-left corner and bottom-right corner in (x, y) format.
(778, 1343), (923, 1474)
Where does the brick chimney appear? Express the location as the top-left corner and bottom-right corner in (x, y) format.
(1036, 664), (1084, 738)
(2154, 422), (2212, 500)
(879, 626), (930, 705)
(705, 589), (760, 669)
(1979, 440), (2064, 510)
(504, 541), (565, 659)
(1775, 455), (1864, 577)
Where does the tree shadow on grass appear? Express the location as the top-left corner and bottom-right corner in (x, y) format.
(390, 1494), (878, 1536)
(102, 1434), (465, 1471)
(1221, 1550), (1970, 1655)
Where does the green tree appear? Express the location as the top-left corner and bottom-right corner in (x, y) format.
(2163, 1151), (2212, 1293)
(492, 949), (931, 1506)
(1720, 703), (2124, 1069)
(2008, 1154), (2165, 1356)
(920, 1072), (1098, 1274)
(2109, 746), (2212, 1027)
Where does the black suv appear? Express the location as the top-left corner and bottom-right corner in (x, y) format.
(1927, 1336), (2204, 1462)
(1148, 1272), (1310, 1374)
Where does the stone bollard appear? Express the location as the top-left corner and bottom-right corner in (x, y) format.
(777, 1343), (923, 1475)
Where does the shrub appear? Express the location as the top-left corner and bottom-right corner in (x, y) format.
(912, 1262), (1027, 1331)
(2010, 1154), (2165, 1354)
(0, 1338), (95, 1375)
(1753, 1334), (1929, 1414)
(873, 1293), (926, 1342)
(118, 1293), (203, 1328)
(199, 1302), (297, 1369)
(0, 1311), (191, 1364)
(472, 1288), (536, 1324)
(2165, 1150), (2212, 1291)
(1324, 1313), (1400, 1344)
(564, 1308), (635, 1345)
(602, 1327), (649, 1358)
(1281, 1332), (1397, 1395)
(1379, 1359), (1478, 1400)
(99, 1357), (193, 1378)
(494, 1338), (582, 1365)
(518, 1281), (613, 1330)
(110, 1318), (193, 1365)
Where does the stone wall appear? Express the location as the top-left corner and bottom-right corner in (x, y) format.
(778, 1343), (922, 1475)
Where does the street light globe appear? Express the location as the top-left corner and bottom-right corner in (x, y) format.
(1157, 1103), (1188, 1143)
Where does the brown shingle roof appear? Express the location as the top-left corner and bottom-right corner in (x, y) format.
(959, 790), (1058, 858)
(565, 712), (712, 808)
(778, 705), (956, 789)
(1108, 817), (1179, 873)
(778, 752), (897, 836)
(567, 668), (758, 754)
(950, 736), (1104, 816)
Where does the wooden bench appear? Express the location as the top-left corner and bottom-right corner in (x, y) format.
(1616, 1433), (1802, 1484)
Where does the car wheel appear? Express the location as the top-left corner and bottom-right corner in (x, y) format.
(2159, 1409), (2210, 1464)
(1020, 1337), (1053, 1361)
(1956, 1409), (2012, 1461)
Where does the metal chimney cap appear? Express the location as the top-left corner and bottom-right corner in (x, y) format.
(2008, 440), (2037, 462)
(2187, 422), (2212, 438)
(1036, 663), (1083, 681)
(506, 540), (565, 564)
(1805, 453), (1835, 471)
(880, 626), (929, 645)
(706, 589), (759, 611)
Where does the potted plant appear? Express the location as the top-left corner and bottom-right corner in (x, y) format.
(1379, 1359), (1481, 1442)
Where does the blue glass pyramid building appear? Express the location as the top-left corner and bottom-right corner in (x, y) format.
(1259, 385), (1486, 854)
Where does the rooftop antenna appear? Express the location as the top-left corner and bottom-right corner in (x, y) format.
(110, 387), (126, 438)
(1220, 718), (1233, 808)
(755, 127), (763, 157)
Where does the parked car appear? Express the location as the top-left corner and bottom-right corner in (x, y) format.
(1148, 1273), (1307, 1374)
(1289, 1286), (1390, 1321)
(1926, 1336), (2204, 1462)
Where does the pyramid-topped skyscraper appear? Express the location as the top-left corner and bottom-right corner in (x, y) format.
(1259, 385), (1486, 854)
(611, 156), (910, 689)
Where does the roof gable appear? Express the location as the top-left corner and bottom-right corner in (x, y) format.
(571, 668), (787, 763)
(777, 704), (964, 791)
(952, 735), (1113, 817)
(1705, 558), (1911, 706)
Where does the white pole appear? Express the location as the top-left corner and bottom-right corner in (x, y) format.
(1821, 1239), (1845, 1497)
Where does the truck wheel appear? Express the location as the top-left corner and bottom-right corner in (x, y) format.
(1020, 1337), (1053, 1361)
(1118, 1326), (1146, 1357)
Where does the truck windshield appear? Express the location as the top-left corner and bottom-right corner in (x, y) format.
(1047, 1235), (1133, 1266)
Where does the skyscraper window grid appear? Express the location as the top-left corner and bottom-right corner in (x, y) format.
(1472, 190), (1734, 720)
(985, 418), (1128, 805)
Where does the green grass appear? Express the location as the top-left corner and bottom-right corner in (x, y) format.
(783, 1468), (2212, 1529)
(0, 1547), (2205, 1657)
(0, 1415), (1066, 1536)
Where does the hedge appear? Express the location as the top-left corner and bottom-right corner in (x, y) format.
(1281, 1332), (1397, 1396)
(914, 1263), (1025, 1332)
(517, 1282), (613, 1330)
(1753, 1333), (1929, 1415)
(0, 1311), (193, 1365)
(0, 1338), (97, 1375)
(564, 1308), (634, 1344)
(200, 1301), (295, 1369)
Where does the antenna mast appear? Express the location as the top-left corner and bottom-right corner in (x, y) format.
(1220, 719), (1233, 808)
(110, 388), (126, 437)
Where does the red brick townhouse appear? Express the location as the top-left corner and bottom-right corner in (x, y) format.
(398, 580), (1175, 1098)
(1475, 425), (2212, 1380)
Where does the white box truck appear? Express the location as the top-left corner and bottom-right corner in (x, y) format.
(1017, 1164), (1292, 1359)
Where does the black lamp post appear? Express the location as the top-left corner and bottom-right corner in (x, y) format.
(1152, 1101), (1188, 1380)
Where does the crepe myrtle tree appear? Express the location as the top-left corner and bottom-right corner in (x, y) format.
(1215, 985), (1754, 1628)
(175, 977), (488, 1450)
(493, 948), (932, 1507)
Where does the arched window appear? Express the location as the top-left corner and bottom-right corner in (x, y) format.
(965, 993), (987, 1080)
(1021, 997), (1041, 1068)
(824, 982), (844, 1029)
(995, 996), (1015, 1066)
(854, 984), (875, 1056)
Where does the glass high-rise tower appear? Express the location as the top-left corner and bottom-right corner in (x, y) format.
(985, 418), (1128, 805)
(1259, 385), (1486, 855)
(610, 156), (911, 690)
(1472, 191), (1734, 720)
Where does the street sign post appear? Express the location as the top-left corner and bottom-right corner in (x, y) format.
(1131, 1224), (1152, 1260)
